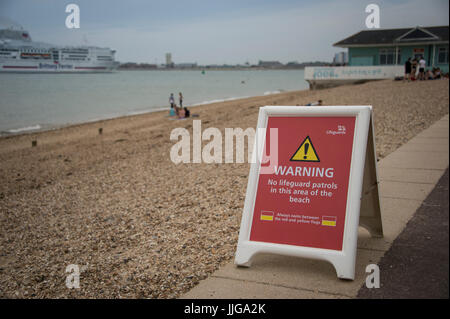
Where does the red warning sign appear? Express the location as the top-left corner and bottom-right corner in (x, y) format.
(249, 116), (356, 251)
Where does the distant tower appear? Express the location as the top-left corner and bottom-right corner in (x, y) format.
(333, 52), (348, 65)
(165, 53), (173, 68)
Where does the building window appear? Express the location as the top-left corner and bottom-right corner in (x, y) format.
(438, 47), (448, 64)
(379, 48), (401, 65)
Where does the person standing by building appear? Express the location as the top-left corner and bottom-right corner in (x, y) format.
(411, 58), (418, 81)
(404, 58), (412, 82)
(179, 92), (184, 108)
(418, 56), (426, 80)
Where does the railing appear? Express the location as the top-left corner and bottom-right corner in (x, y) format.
(304, 65), (404, 80)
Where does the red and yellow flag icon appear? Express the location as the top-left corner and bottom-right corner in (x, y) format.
(322, 216), (337, 227)
(260, 211), (274, 221)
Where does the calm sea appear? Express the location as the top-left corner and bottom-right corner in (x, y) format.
(0, 70), (307, 134)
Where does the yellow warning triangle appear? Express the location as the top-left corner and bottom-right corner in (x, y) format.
(290, 136), (320, 162)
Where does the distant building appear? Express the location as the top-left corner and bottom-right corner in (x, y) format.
(165, 53), (174, 68)
(283, 61), (303, 69)
(333, 52), (348, 65)
(258, 60), (284, 68)
(118, 62), (157, 70)
(334, 25), (449, 72)
(176, 62), (197, 68)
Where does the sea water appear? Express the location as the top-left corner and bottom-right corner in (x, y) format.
(0, 70), (307, 134)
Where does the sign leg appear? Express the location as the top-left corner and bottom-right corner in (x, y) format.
(234, 244), (258, 267)
(359, 116), (383, 237)
(330, 256), (356, 280)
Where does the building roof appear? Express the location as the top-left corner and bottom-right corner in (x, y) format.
(334, 26), (449, 47)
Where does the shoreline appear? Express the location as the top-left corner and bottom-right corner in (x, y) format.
(0, 89), (290, 140)
(0, 90), (289, 139)
(0, 107), (170, 139)
(116, 68), (311, 71)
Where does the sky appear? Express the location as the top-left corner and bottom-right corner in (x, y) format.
(0, 0), (448, 64)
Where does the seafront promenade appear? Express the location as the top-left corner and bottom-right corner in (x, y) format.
(182, 114), (449, 298)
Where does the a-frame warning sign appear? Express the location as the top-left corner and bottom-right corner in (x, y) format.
(290, 136), (320, 162)
(235, 105), (383, 280)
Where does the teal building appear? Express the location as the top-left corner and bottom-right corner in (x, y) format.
(334, 26), (449, 73)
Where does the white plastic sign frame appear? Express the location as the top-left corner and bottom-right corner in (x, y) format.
(235, 105), (382, 280)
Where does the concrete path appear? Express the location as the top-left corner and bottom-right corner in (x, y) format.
(181, 114), (449, 299)
(357, 168), (448, 298)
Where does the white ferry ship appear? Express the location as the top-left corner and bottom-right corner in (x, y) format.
(0, 27), (118, 73)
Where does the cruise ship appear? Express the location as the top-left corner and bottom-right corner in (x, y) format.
(0, 27), (118, 73)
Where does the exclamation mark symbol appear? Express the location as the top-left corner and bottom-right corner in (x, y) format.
(304, 143), (309, 159)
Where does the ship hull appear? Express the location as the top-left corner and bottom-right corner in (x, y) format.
(1, 27), (118, 73)
(0, 60), (118, 73)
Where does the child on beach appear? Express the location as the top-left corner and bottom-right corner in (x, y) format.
(176, 107), (190, 119)
(434, 68), (442, 79)
(169, 93), (175, 108)
(174, 104), (180, 117)
(178, 107), (185, 118)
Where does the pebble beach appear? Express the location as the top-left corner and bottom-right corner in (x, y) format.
(0, 79), (448, 298)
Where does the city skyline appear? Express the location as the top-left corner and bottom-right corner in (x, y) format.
(1, 0), (449, 64)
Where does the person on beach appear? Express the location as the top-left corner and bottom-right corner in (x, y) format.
(179, 92), (183, 108)
(184, 107), (190, 118)
(306, 100), (322, 106)
(169, 93), (175, 108)
(404, 58), (412, 82)
(434, 67), (442, 79)
(176, 107), (190, 119)
(177, 107), (185, 118)
(418, 56), (426, 80)
(411, 58), (418, 80)
(173, 104), (180, 117)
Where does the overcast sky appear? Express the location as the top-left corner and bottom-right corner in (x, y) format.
(0, 0), (448, 64)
